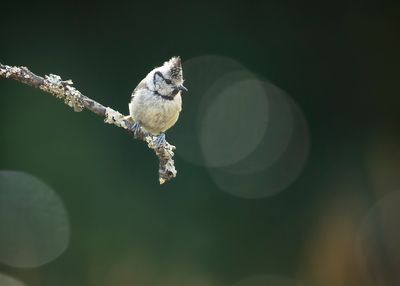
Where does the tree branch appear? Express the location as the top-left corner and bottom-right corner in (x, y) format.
(0, 63), (177, 184)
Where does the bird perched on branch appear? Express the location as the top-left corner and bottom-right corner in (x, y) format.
(128, 57), (187, 147)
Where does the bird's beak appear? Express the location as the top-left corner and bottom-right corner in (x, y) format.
(177, 85), (188, 92)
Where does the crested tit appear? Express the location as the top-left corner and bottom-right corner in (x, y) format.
(128, 57), (187, 146)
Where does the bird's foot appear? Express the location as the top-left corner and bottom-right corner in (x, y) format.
(130, 121), (142, 138)
(154, 133), (166, 148)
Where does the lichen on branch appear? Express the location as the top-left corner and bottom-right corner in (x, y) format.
(0, 63), (177, 184)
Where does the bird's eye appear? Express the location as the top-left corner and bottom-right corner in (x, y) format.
(164, 79), (172, 84)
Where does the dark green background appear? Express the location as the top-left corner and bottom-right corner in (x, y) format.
(1, 1), (400, 285)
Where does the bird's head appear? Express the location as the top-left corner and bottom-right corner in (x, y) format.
(146, 57), (187, 97)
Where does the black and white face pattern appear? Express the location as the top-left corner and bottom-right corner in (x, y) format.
(153, 71), (178, 96)
(151, 57), (187, 98)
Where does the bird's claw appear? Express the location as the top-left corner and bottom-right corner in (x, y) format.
(154, 133), (166, 148)
(130, 121), (142, 138)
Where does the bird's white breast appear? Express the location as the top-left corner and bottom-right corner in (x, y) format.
(129, 90), (182, 135)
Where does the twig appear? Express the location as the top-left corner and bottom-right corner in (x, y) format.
(0, 63), (177, 184)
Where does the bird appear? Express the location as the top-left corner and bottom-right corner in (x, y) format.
(128, 57), (187, 147)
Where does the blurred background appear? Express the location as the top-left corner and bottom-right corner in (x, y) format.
(1, 0), (400, 285)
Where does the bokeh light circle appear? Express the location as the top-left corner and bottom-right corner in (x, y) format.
(207, 92), (309, 199)
(358, 190), (400, 286)
(232, 275), (303, 286)
(199, 77), (269, 167)
(206, 79), (294, 174)
(0, 273), (26, 286)
(0, 171), (70, 268)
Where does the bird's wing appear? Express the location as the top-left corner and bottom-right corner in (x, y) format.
(131, 79), (147, 98)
